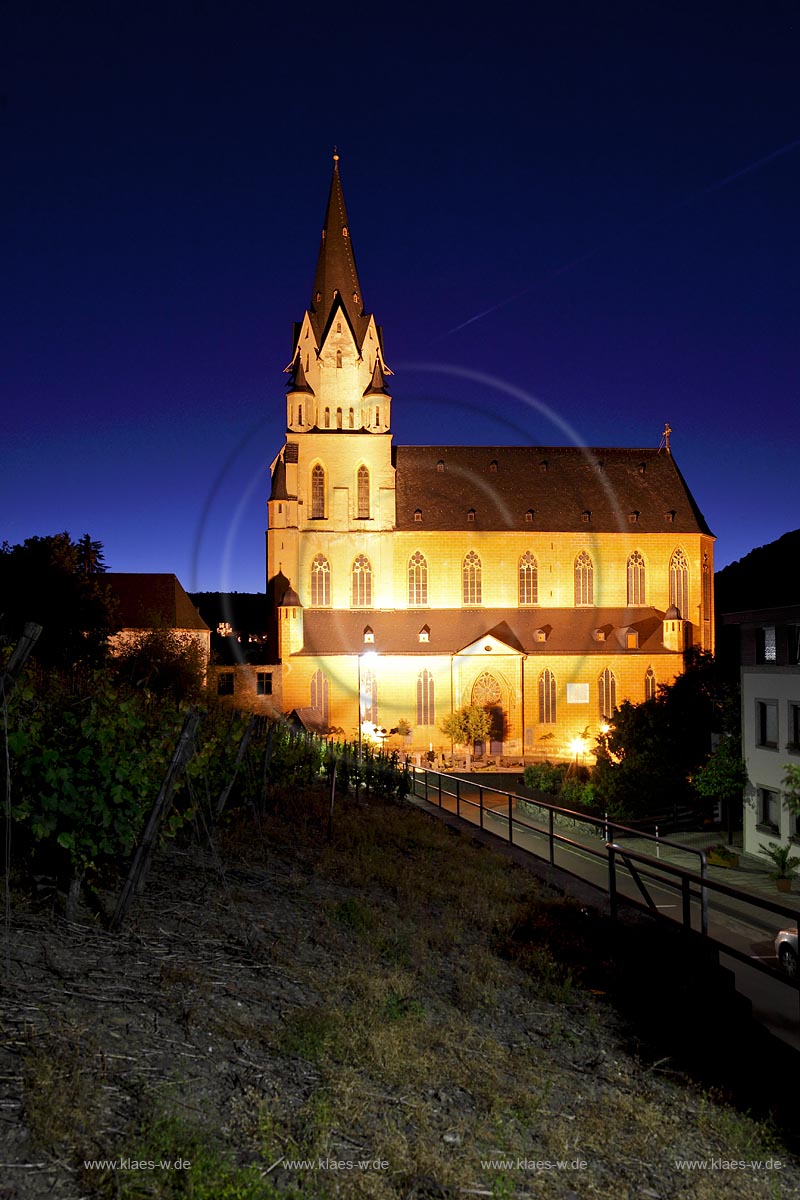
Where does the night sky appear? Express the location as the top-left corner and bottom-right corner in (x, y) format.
(4, 2), (799, 594)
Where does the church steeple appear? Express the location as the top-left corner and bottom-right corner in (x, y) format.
(309, 152), (369, 350)
(285, 154), (392, 436)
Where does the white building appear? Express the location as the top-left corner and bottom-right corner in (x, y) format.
(724, 605), (800, 853)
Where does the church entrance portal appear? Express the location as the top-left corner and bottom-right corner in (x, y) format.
(470, 671), (505, 756)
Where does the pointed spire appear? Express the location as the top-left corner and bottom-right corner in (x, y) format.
(269, 455), (288, 501)
(286, 353), (315, 395)
(309, 152), (368, 347)
(363, 356), (391, 397)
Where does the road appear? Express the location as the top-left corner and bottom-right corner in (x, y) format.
(410, 772), (800, 1051)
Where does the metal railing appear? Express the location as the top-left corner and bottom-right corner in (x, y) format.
(410, 767), (800, 1004)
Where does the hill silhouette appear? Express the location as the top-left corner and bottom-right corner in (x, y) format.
(715, 528), (800, 615)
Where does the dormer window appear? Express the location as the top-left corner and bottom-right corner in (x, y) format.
(581, 510), (591, 523)
(363, 626), (374, 644)
(467, 509), (476, 523)
(593, 629), (606, 643)
(534, 628), (547, 643)
(414, 508), (422, 522)
(525, 509), (534, 523)
(437, 460), (445, 472)
(539, 460), (548, 472)
(665, 510), (675, 523)
(639, 462), (647, 475)
(419, 625), (430, 643)
(489, 460), (498, 473)
(626, 629), (639, 649)
(628, 511), (639, 524)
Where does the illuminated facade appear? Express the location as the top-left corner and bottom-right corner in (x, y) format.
(266, 157), (715, 759)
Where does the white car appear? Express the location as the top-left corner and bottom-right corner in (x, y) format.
(775, 928), (798, 977)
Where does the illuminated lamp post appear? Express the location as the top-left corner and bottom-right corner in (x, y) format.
(357, 650), (378, 762)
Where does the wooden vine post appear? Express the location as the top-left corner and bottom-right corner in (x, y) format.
(214, 713), (258, 820)
(111, 708), (202, 932)
(0, 622), (43, 702)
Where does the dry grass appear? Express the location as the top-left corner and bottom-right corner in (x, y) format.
(5, 786), (797, 1200)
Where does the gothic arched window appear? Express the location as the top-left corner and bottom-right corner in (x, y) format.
(310, 554), (330, 606)
(357, 465), (370, 519)
(538, 669), (556, 724)
(574, 551), (594, 606)
(310, 669), (329, 726)
(311, 464), (325, 519)
(627, 551), (646, 606)
(645, 666), (656, 700)
(669, 548), (689, 617)
(408, 551), (428, 606)
(462, 551), (482, 606)
(599, 667), (617, 719)
(352, 554), (373, 608)
(417, 669), (435, 725)
(519, 551), (538, 606)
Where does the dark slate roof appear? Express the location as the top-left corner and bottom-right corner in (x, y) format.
(393, 446), (713, 535)
(286, 354), (314, 395)
(269, 456), (289, 501)
(287, 707), (328, 733)
(363, 356), (391, 397)
(107, 574), (210, 632)
(308, 156), (370, 350)
(296, 608), (669, 657)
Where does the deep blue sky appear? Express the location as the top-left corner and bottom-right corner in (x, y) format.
(4, 2), (798, 593)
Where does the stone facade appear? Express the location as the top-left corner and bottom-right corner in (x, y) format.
(266, 158), (715, 760)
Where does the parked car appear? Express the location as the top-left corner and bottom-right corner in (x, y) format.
(775, 928), (798, 977)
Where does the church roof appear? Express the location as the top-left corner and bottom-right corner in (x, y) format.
(269, 455), (289, 501)
(393, 446), (713, 535)
(308, 154), (369, 349)
(295, 607), (670, 657)
(363, 356), (391, 397)
(106, 573), (209, 632)
(286, 354), (314, 395)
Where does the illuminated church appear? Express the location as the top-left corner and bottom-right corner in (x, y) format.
(266, 156), (715, 759)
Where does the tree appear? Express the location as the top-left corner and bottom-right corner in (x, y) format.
(76, 533), (106, 575)
(440, 704), (492, 748)
(693, 738), (748, 806)
(693, 736), (748, 839)
(592, 651), (739, 820)
(781, 764), (800, 816)
(0, 533), (114, 668)
(111, 627), (206, 703)
(593, 697), (686, 817)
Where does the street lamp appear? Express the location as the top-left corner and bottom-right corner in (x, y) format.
(357, 651), (378, 761)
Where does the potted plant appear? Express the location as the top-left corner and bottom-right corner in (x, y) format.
(706, 843), (739, 868)
(759, 841), (800, 892)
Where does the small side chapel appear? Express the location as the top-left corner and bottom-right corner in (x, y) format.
(266, 155), (715, 759)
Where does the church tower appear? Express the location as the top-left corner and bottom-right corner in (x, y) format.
(267, 154), (396, 639)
